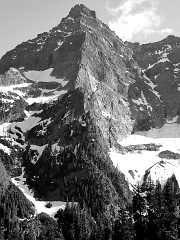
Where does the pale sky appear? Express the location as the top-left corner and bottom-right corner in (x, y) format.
(0, 0), (179, 59)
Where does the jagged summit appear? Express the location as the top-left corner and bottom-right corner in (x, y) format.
(50, 4), (97, 35)
(68, 4), (96, 19)
(140, 35), (180, 47)
(1, 4), (180, 238)
(0, 4), (101, 74)
(0, 3), (180, 209)
(56, 3), (99, 35)
(161, 34), (179, 43)
(0, 3), (135, 210)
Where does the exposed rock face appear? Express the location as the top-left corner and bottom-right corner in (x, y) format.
(0, 4), (135, 208)
(0, 91), (27, 123)
(0, 4), (180, 212)
(0, 6), (179, 133)
(127, 35), (180, 130)
(0, 67), (29, 86)
(159, 150), (180, 160)
(0, 4), (136, 144)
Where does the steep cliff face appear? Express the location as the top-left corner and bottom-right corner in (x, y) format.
(0, 4), (135, 210)
(127, 35), (180, 131)
(23, 5), (136, 205)
(0, 4), (137, 144)
(0, 4), (180, 214)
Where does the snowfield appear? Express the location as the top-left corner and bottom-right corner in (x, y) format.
(26, 89), (67, 104)
(1, 69), (68, 105)
(1, 83), (30, 97)
(0, 143), (11, 154)
(0, 109), (67, 217)
(110, 119), (180, 188)
(12, 168), (66, 218)
(24, 68), (69, 86)
(1, 104), (180, 216)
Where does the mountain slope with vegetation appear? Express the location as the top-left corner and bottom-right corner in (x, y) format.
(0, 3), (180, 239)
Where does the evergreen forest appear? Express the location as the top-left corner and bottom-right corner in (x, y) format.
(0, 174), (180, 240)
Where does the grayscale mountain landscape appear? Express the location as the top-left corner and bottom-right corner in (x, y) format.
(0, 4), (180, 240)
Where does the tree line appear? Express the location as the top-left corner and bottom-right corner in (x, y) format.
(55, 175), (180, 240)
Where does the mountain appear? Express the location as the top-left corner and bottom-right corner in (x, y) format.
(0, 4), (134, 215)
(127, 35), (180, 131)
(0, 156), (34, 236)
(0, 3), (180, 228)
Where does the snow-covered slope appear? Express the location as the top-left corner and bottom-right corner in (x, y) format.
(24, 68), (68, 86)
(110, 118), (180, 188)
(1, 4), (180, 220)
(12, 168), (66, 218)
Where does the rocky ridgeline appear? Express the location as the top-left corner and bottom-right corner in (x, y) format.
(0, 4), (136, 145)
(0, 67), (28, 86)
(128, 35), (180, 131)
(124, 143), (162, 153)
(114, 142), (162, 154)
(0, 5), (179, 134)
(0, 91), (27, 123)
(0, 3), (180, 214)
(0, 4), (135, 207)
(159, 150), (180, 159)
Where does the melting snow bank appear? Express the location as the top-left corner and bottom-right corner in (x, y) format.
(26, 89), (67, 104)
(110, 122), (180, 188)
(110, 148), (180, 187)
(0, 111), (42, 138)
(0, 143), (11, 154)
(12, 168), (66, 218)
(109, 148), (161, 187)
(24, 68), (68, 86)
(0, 122), (11, 136)
(136, 122), (180, 139)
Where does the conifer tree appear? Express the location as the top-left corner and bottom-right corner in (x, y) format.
(113, 206), (134, 240)
(132, 184), (147, 240)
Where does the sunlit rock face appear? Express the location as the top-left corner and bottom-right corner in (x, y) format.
(0, 4), (135, 206)
(0, 4), (180, 206)
(0, 4), (137, 145)
(127, 35), (180, 131)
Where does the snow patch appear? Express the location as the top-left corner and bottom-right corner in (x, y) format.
(132, 91), (153, 110)
(2, 98), (14, 103)
(0, 143), (11, 154)
(54, 41), (64, 51)
(52, 143), (60, 152)
(143, 73), (161, 100)
(26, 90), (67, 104)
(88, 70), (99, 92)
(7, 116), (41, 136)
(102, 111), (116, 120)
(166, 116), (179, 124)
(12, 169), (66, 217)
(109, 148), (160, 186)
(24, 68), (68, 87)
(0, 123), (12, 136)
(111, 123), (180, 186)
(30, 145), (47, 162)
(1, 83), (30, 97)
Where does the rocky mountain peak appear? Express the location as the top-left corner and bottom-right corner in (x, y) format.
(0, 67), (27, 86)
(56, 4), (97, 34)
(161, 34), (179, 44)
(1, 5), (180, 238)
(69, 4), (96, 19)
